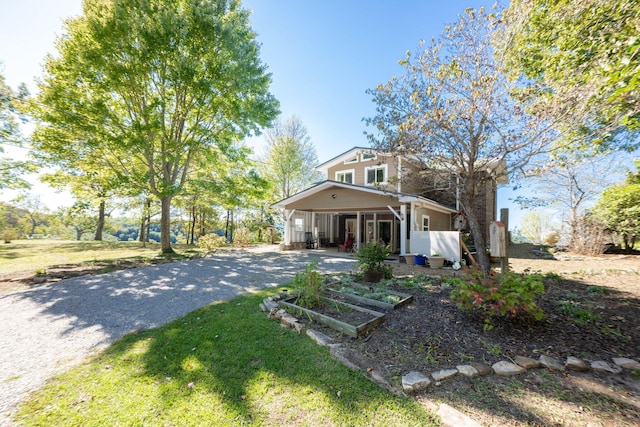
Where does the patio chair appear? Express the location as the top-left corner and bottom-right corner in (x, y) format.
(338, 237), (354, 252)
(305, 232), (317, 249)
(318, 232), (329, 247)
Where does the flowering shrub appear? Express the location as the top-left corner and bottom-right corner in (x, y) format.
(449, 269), (545, 329)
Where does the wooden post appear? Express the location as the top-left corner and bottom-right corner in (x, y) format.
(500, 208), (509, 273)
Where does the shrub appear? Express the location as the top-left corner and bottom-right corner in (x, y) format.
(450, 269), (545, 329)
(233, 227), (251, 247)
(291, 259), (324, 309)
(2, 228), (17, 243)
(197, 234), (227, 250)
(354, 242), (390, 273)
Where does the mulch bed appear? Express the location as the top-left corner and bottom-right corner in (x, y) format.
(308, 268), (640, 386)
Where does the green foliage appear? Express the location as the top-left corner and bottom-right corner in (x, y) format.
(232, 227), (251, 247)
(33, 0), (279, 253)
(2, 228), (17, 243)
(291, 260), (325, 309)
(196, 234), (227, 250)
(337, 285), (402, 305)
(594, 182), (640, 250)
(558, 301), (599, 325)
(354, 242), (391, 273)
(450, 269), (546, 329)
(499, 0), (639, 150)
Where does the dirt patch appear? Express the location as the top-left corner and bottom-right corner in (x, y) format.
(308, 244), (640, 426)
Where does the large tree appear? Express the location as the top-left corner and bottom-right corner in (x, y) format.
(365, 7), (554, 273)
(498, 0), (639, 152)
(33, 0), (279, 253)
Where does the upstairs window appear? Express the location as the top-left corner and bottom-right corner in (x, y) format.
(344, 155), (358, 164)
(365, 165), (387, 185)
(335, 170), (354, 184)
(361, 152), (376, 161)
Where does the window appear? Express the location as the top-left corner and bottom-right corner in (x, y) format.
(361, 152), (376, 161)
(365, 165), (387, 185)
(344, 155), (358, 164)
(335, 169), (354, 184)
(422, 215), (430, 231)
(294, 218), (303, 232)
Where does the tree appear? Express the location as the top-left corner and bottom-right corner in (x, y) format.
(514, 152), (625, 249)
(33, 0), (279, 254)
(12, 194), (49, 238)
(364, 7), (554, 273)
(59, 202), (97, 241)
(498, 0), (640, 152)
(260, 116), (322, 201)
(0, 70), (34, 190)
(595, 163), (640, 250)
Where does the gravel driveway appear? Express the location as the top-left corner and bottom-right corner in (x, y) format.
(0, 249), (356, 426)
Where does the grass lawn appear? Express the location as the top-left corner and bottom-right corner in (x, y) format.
(0, 240), (204, 276)
(15, 288), (438, 426)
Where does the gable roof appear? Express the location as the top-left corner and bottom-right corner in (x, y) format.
(314, 147), (379, 174)
(272, 180), (456, 214)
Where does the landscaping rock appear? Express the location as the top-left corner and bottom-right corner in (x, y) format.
(539, 355), (565, 371)
(437, 403), (482, 427)
(492, 361), (525, 376)
(307, 329), (334, 346)
(469, 362), (492, 376)
(515, 356), (540, 369)
(432, 368), (458, 382)
(261, 298), (278, 311)
(402, 371), (431, 393)
(270, 308), (287, 319)
(292, 321), (305, 334)
(565, 356), (589, 372)
(591, 361), (623, 374)
(280, 314), (299, 328)
(613, 357), (640, 370)
(456, 365), (479, 378)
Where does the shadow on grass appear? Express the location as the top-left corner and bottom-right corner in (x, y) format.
(18, 291), (438, 426)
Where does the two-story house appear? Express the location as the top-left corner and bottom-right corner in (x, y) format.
(273, 146), (503, 260)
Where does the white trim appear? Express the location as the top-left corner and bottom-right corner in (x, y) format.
(364, 164), (388, 186)
(344, 155), (358, 164)
(335, 168), (355, 184)
(422, 214), (430, 232)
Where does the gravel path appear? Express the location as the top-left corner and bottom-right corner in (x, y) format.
(0, 249), (356, 426)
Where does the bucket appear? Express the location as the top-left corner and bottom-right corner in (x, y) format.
(414, 255), (427, 266)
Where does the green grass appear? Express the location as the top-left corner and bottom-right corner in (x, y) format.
(15, 289), (438, 426)
(0, 240), (205, 276)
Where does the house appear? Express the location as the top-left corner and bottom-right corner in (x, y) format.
(272, 147), (504, 260)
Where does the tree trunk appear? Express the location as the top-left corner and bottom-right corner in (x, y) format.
(76, 227), (83, 241)
(160, 195), (174, 254)
(94, 200), (105, 241)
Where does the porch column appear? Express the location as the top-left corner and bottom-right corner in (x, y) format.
(329, 214), (335, 244)
(311, 212), (317, 240)
(400, 204), (407, 256)
(356, 211), (361, 250)
(284, 209), (295, 246)
(373, 213), (378, 243)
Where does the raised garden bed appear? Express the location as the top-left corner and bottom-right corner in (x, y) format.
(279, 296), (386, 338)
(326, 283), (413, 311)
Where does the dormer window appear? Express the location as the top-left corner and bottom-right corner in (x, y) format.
(361, 152), (376, 161)
(365, 165), (387, 185)
(335, 169), (354, 184)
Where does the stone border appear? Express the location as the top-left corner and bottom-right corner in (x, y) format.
(261, 294), (640, 427)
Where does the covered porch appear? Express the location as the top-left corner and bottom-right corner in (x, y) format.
(273, 181), (457, 256)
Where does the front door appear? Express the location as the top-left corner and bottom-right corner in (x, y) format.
(346, 219), (357, 240)
(366, 220), (375, 243)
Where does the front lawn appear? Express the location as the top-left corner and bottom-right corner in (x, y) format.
(15, 289), (437, 426)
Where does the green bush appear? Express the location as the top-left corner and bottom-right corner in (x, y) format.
(450, 269), (545, 329)
(197, 234), (227, 250)
(354, 242), (391, 273)
(291, 259), (324, 309)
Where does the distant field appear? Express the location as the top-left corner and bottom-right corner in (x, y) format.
(0, 240), (203, 277)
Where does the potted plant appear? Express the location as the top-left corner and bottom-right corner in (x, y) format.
(428, 253), (445, 269)
(354, 242), (391, 283)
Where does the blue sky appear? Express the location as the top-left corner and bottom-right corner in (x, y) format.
(0, 0), (532, 224)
